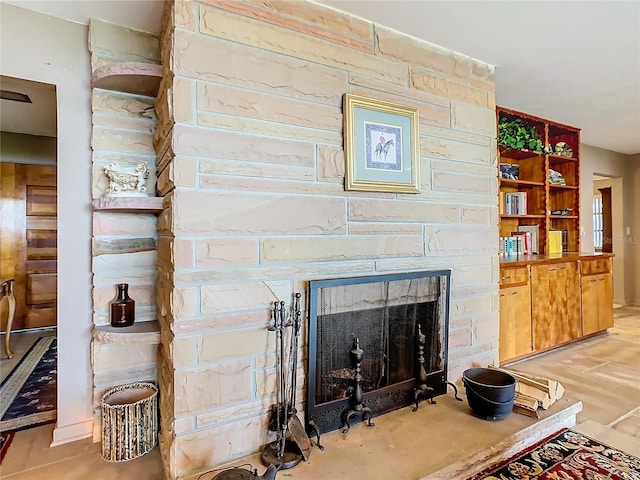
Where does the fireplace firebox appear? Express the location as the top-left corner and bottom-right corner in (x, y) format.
(306, 270), (451, 434)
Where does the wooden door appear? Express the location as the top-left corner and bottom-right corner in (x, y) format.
(499, 284), (532, 363)
(0, 163), (57, 330)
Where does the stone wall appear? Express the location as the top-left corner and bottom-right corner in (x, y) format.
(156, 1), (498, 478)
(89, 19), (161, 438)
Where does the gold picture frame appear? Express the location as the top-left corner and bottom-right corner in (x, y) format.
(343, 93), (420, 193)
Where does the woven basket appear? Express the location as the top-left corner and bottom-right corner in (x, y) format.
(100, 381), (158, 462)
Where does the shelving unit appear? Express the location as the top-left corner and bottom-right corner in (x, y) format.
(91, 61), (163, 97)
(498, 107), (580, 255)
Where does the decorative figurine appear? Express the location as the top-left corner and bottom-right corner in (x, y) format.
(104, 162), (149, 196)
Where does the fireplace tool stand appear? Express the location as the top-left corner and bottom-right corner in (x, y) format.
(262, 295), (311, 470)
(413, 324), (436, 411)
(341, 338), (375, 434)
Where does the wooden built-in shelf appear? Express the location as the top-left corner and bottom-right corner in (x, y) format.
(93, 320), (160, 345)
(548, 154), (578, 165)
(500, 214), (546, 219)
(550, 184), (578, 190)
(550, 215), (578, 219)
(498, 147), (543, 160)
(92, 196), (163, 213)
(500, 179), (545, 187)
(92, 62), (163, 97)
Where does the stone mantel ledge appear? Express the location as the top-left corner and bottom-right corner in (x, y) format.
(93, 320), (161, 345)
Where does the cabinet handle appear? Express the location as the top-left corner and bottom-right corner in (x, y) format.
(558, 266), (566, 270)
(501, 276), (511, 280)
(510, 291), (518, 296)
(591, 279), (597, 283)
(549, 268), (557, 272)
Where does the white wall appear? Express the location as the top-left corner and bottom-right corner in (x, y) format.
(0, 132), (57, 165)
(580, 144), (636, 305)
(628, 154), (640, 305)
(0, 4), (94, 444)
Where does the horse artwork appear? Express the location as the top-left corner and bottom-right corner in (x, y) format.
(375, 137), (395, 163)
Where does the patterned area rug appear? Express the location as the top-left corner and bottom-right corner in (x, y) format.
(0, 336), (57, 433)
(470, 428), (640, 480)
(0, 431), (14, 464)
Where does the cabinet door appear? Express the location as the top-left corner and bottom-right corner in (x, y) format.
(531, 262), (580, 350)
(598, 274), (614, 330)
(581, 276), (600, 335)
(499, 284), (532, 363)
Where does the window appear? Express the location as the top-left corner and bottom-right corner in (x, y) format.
(593, 196), (603, 251)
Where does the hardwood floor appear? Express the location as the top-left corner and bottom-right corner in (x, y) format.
(1, 308), (638, 479)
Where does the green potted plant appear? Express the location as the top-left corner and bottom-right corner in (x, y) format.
(498, 117), (543, 152)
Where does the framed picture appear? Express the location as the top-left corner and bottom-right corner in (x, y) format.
(343, 93), (420, 193)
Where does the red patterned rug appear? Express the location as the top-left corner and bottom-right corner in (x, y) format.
(0, 431), (15, 464)
(469, 428), (640, 480)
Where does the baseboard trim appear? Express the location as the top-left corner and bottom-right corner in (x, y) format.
(50, 419), (94, 447)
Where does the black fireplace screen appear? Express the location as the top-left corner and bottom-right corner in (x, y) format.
(306, 270), (451, 433)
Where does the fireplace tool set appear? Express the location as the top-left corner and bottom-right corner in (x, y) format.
(261, 293), (313, 470)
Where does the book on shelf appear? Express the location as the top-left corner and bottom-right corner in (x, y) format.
(548, 230), (563, 254)
(500, 192), (527, 215)
(499, 232), (532, 256)
(517, 225), (539, 254)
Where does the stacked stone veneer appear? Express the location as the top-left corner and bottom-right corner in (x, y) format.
(89, 19), (161, 438)
(155, 1), (498, 478)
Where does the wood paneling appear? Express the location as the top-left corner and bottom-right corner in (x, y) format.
(499, 267), (528, 288)
(581, 273), (613, 335)
(581, 258), (611, 276)
(0, 163), (57, 330)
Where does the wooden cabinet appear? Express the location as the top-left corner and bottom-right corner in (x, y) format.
(498, 107), (580, 255)
(499, 266), (532, 362)
(580, 258), (613, 335)
(530, 261), (581, 351)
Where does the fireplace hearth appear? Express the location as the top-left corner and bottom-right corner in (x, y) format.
(306, 270), (451, 434)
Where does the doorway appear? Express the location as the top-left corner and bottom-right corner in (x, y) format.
(0, 75), (58, 431)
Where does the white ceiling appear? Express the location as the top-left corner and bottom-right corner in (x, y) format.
(2, 0), (639, 154)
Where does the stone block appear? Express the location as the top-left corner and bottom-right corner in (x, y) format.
(432, 170), (493, 195)
(174, 77), (195, 124)
(196, 238), (258, 268)
(172, 156), (198, 187)
(199, 5), (406, 85)
(200, 281), (291, 316)
(261, 235), (423, 263)
(421, 125), (491, 147)
(199, 174), (342, 196)
(175, 0), (197, 30)
(449, 295), (494, 322)
(197, 111), (342, 145)
(198, 328), (274, 363)
(349, 74), (449, 108)
(173, 30), (347, 106)
(92, 126), (155, 155)
(199, 159), (315, 182)
(92, 251), (157, 274)
(92, 342), (158, 373)
(172, 190), (346, 235)
(92, 113), (154, 134)
(317, 145), (345, 183)
(174, 238), (195, 269)
(376, 25), (470, 79)
(172, 287), (199, 318)
(425, 225), (498, 255)
(421, 136), (492, 165)
(348, 223), (423, 236)
(411, 70), (487, 107)
(451, 264), (493, 287)
(92, 90), (155, 118)
(93, 212), (157, 236)
(448, 327), (471, 350)
(173, 416), (195, 435)
(173, 417), (266, 474)
(173, 310), (270, 335)
(195, 396), (273, 429)
(172, 124), (314, 166)
(93, 283), (154, 312)
(92, 237), (156, 256)
(451, 101), (497, 137)
(174, 360), (252, 415)
(349, 198), (459, 223)
(430, 159), (496, 177)
(197, 82), (342, 131)
(172, 336), (197, 368)
(472, 313), (500, 344)
(89, 18), (160, 63)
(461, 206), (491, 225)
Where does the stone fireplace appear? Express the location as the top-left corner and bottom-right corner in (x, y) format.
(155, 1), (498, 479)
(307, 270), (451, 433)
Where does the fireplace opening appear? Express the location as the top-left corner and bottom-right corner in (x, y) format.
(306, 270), (451, 434)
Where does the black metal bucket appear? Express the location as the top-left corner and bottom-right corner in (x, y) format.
(462, 368), (516, 420)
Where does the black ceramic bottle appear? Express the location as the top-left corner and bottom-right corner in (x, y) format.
(110, 283), (135, 327)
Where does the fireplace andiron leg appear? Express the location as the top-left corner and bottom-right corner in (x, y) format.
(413, 324), (436, 411)
(342, 338), (375, 434)
(307, 421), (324, 451)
